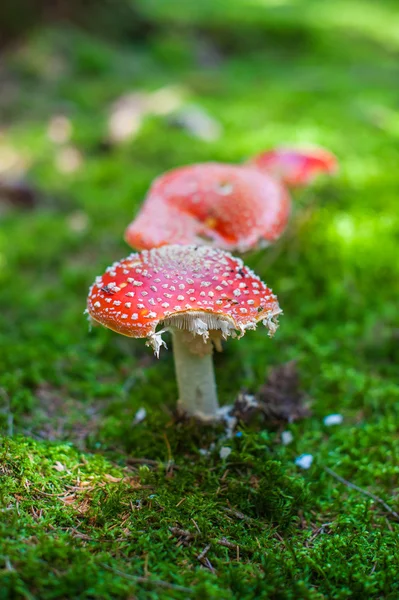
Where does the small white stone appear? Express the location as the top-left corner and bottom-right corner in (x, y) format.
(219, 447), (232, 460)
(295, 454), (313, 469)
(323, 414), (343, 426)
(133, 407), (146, 424)
(281, 431), (294, 445)
(198, 448), (209, 456)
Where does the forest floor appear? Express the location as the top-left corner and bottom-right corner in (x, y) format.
(1, 1), (399, 598)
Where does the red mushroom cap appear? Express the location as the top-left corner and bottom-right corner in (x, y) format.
(248, 147), (338, 188)
(125, 163), (290, 252)
(87, 245), (281, 351)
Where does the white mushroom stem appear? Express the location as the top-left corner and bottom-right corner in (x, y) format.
(171, 327), (219, 421)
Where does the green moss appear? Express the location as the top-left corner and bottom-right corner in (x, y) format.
(1, 2), (399, 597)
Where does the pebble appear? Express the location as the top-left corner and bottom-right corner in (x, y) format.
(295, 454), (313, 469)
(133, 407), (147, 424)
(323, 413), (343, 426)
(219, 447), (232, 460)
(281, 431), (294, 445)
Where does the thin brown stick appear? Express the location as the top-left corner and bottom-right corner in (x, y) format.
(197, 544), (215, 573)
(221, 507), (252, 522)
(197, 544), (211, 561)
(324, 467), (399, 521)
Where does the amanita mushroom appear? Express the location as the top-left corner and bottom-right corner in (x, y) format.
(248, 147), (338, 188)
(125, 163), (290, 253)
(87, 245), (281, 421)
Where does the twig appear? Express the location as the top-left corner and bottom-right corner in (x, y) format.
(197, 544), (211, 561)
(221, 507), (252, 522)
(191, 518), (202, 534)
(169, 527), (196, 546)
(100, 563), (193, 594)
(324, 467), (399, 521)
(216, 537), (238, 550)
(170, 527), (195, 538)
(197, 544), (215, 573)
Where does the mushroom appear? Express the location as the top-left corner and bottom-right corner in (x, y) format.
(87, 245), (281, 421)
(124, 163), (290, 253)
(248, 147), (338, 188)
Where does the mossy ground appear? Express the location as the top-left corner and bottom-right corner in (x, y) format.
(1, 2), (399, 598)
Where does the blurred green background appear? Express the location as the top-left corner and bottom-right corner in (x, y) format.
(1, 1), (399, 598)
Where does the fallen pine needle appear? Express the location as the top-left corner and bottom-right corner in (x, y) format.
(324, 467), (399, 521)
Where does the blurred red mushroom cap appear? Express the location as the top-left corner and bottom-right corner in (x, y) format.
(248, 147), (338, 188)
(125, 163), (290, 253)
